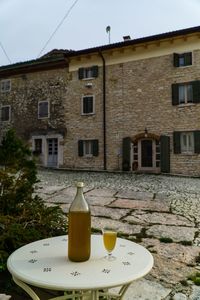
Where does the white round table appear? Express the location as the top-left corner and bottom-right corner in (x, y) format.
(7, 235), (153, 300)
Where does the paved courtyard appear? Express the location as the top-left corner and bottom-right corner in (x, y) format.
(34, 169), (200, 300)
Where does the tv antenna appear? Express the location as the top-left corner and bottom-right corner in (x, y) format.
(106, 26), (111, 44)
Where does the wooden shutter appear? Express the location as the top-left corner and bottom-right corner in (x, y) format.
(83, 96), (93, 114)
(160, 136), (170, 173)
(92, 66), (98, 78)
(192, 81), (200, 103)
(92, 140), (99, 156)
(172, 84), (179, 105)
(78, 68), (84, 79)
(78, 140), (84, 156)
(173, 53), (179, 67)
(185, 52), (192, 66)
(173, 132), (181, 154)
(194, 131), (200, 153)
(122, 137), (131, 171)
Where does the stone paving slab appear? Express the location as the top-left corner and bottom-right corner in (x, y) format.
(86, 196), (115, 206)
(124, 212), (195, 227)
(119, 278), (171, 300)
(84, 188), (116, 197)
(91, 217), (143, 235)
(91, 206), (130, 220)
(115, 190), (154, 200)
(109, 199), (170, 212)
(146, 225), (197, 243)
(141, 239), (200, 265)
(150, 253), (195, 284)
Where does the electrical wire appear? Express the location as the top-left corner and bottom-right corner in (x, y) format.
(0, 41), (12, 64)
(37, 0), (80, 58)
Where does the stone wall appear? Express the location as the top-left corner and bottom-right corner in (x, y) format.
(0, 68), (68, 142)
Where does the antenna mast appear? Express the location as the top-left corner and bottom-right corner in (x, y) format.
(106, 26), (111, 44)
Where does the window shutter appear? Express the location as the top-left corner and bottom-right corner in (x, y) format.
(173, 53), (179, 67)
(185, 52), (192, 66)
(78, 68), (84, 79)
(78, 140), (84, 156)
(92, 139), (99, 156)
(160, 136), (170, 173)
(173, 132), (181, 154)
(92, 66), (98, 78)
(122, 137), (131, 171)
(192, 81), (200, 103)
(172, 84), (179, 105)
(194, 131), (200, 153)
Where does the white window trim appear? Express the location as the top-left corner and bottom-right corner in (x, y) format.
(180, 132), (194, 154)
(178, 84), (193, 105)
(83, 140), (94, 157)
(38, 101), (50, 119)
(1, 79), (11, 93)
(1, 105), (11, 122)
(81, 95), (95, 115)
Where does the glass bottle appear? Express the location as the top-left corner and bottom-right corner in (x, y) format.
(68, 182), (91, 262)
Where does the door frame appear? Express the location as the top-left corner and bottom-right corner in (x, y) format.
(31, 134), (64, 168)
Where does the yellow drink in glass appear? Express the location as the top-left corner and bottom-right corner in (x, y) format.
(102, 228), (117, 260)
(103, 231), (117, 252)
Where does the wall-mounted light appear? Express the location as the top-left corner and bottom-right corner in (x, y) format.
(144, 127), (148, 138)
(85, 82), (93, 88)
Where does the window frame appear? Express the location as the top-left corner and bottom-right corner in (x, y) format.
(38, 101), (50, 119)
(1, 105), (11, 122)
(81, 95), (95, 115)
(1, 79), (11, 93)
(174, 52), (192, 67)
(178, 83), (193, 105)
(180, 132), (194, 154)
(78, 139), (99, 157)
(78, 66), (98, 80)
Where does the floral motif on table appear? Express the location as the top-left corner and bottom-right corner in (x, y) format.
(70, 271), (81, 276)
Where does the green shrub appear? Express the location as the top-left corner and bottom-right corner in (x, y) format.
(0, 129), (67, 294)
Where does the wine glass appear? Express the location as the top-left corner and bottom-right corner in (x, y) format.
(102, 227), (117, 261)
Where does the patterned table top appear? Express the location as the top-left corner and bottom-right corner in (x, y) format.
(7, 235), (153, 291)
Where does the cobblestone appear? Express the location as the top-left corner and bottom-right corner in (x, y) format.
(35, 169), (200, 300)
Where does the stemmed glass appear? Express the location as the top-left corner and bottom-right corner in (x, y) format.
(102, 227), (117, 261)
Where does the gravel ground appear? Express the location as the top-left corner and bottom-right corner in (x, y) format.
(37, 169), (200, 195)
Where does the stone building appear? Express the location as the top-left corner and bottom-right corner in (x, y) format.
(1, 26), (200, 176)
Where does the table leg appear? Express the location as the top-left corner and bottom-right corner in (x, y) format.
(12, 276), (40, 300)
(90, 290), (99, 300)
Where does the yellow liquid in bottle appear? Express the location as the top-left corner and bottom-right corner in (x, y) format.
(68, 211), (91, 262)
(103, 231), (117, 252)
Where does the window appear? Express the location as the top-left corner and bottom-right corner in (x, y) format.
(172, 81), (200, 105)
(82, 96), (94, 115)
(78, 140), (99, 157)
(178, 84), (193, 104)
(173, 131), (200, 154)
(38, 101), (49, 119)
(174, 52), (192, 67)
(1, 105), (11, 122)
(180, 132), (194, 153)
(1, 79), (11, 92)
(78, 66), (98, 79)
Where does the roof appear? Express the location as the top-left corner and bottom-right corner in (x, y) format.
(0, 25), (200, 76)
(69, 25), (200, 57)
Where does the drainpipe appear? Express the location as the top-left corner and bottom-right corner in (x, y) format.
(98, 50), (107, 170)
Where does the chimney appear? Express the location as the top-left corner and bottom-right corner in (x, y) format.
(123, 35), (131, 41)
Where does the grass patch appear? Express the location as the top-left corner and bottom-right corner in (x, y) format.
(188, 272), (200, 285)
(159, 237), (173, 243)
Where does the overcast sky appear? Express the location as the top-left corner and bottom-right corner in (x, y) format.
(0, 0), (200, 67)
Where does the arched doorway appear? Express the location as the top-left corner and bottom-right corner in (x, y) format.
(131, 132), (161, 173)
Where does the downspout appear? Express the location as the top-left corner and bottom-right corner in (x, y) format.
(98, 50), (107, 170)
